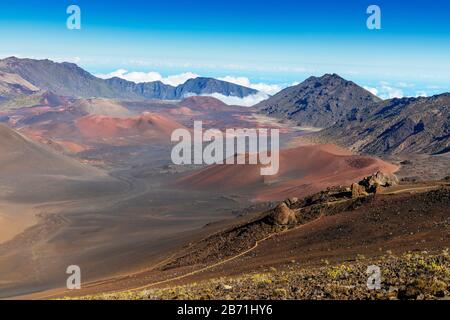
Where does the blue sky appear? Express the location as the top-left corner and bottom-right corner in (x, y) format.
(1, 0), (449, 99)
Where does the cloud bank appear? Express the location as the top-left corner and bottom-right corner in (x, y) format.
(95, 70), (285, 106)
(95, 69), (200, 87)
(364, 82), (405, 99)
(363, 81), (436, 100)
(217, 76), (282, 95)
(202, 92), (269, 107)
(95, 70), (284, 96)
(183, 92), (269, 107)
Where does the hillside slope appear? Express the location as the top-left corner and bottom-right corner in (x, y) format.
(179, 144), (397, 201)
(255, 74), (381, 128)
(0, 124), (114, 202)
(316, 93), (450, 155)
(63, 181), (450, 300)
(0, 57), (124, 99)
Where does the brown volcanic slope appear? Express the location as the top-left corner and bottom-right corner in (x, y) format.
(178, 96), (230, 111)
(315, 93), (450, 155)
(167, 106), (198, 117)
(72, 98), (134, 117)
(0, 123), (126, 246)
(0, 124), (114, 202)
(75, 112), (185, 141)
(0, 124), (97, 176)
(162, 96), (256, 130)
(1, 96), (188, 156)
(173, 96), (247, 120)
(159, 184), (450, 273)
(177, 96), (253, 114)
(180, 144), (397, 201)
(6, 97), (133, 137)
(46, 182), (449, 299)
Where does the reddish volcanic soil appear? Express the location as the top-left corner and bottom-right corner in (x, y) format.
(180, 144), (398, 201)
(167, 106), (198, 116)
(76, 112), (186, 140)
(178, 96), (229, 111)
(53, 140), (90, 153)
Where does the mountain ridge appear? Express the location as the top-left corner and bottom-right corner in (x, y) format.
(104, 76), (259, 100)
(315, 93), (450, 155)
(0, 57), (258, 100)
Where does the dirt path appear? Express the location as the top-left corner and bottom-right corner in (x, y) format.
(382, 185), (444, 195)
(127, 233), (279, 292)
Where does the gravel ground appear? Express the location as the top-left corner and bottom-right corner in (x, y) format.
(78, 250), (449, 300)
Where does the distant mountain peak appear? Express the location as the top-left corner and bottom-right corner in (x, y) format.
(321, 73), (344, 79)
(302, 73), (345, 83)
(2, 56), (19, 61)
(256, 74), (381, 128)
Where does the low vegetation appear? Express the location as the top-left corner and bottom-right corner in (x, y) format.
(75, 250), (449, 300)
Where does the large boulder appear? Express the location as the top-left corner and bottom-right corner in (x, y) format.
(359, 171), (399, 194)
(268, 203), (297, 226)
(351, 183), (368, 198)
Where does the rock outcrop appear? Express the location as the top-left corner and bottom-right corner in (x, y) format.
(267, 203), (297, 226)
(359, 171), (399, 194)
(349, 171), (399, 198)
(351, 183), (369, 198)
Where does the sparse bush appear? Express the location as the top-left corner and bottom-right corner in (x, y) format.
(272, 288), (287, 298)
(327, 264), (351, 280)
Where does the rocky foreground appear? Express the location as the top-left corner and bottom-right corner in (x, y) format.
(77, 250), (449, 300)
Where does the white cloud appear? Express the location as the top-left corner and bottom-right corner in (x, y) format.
(363, 86), (379, 96)
(363, 82), (404, 99)
(379, 83), (404, 99)
(96, 69), (129, 79)
(184, 92), (269, 107)
(95, 69), (199, 86)
(415, 91), (428, 97)
(218, 76), (282, 95)
(54, 56), (81, 64)
(426, 85), (443, 90)
(364, 81), (440, 99)
(397, 82), (415, 88)
(164, 72), (199, 86)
